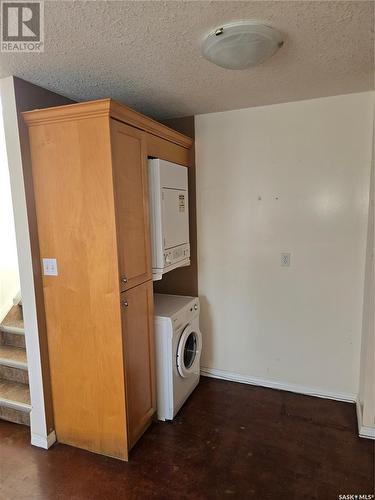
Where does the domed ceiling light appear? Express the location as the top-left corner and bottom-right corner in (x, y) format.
(201, 21), (284, 70)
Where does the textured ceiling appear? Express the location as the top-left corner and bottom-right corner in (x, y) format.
(0, 1), (373, 119)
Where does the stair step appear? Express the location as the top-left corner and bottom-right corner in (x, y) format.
(0, 345), (27, 370)
(0, 405), (30, 426)
(0, 378), (30, 426)
(0, 345), (28, 384)
(0, 406), (30, 426)
(1, 331), (25, 348)
(0, 365), (28, 384)
(0, 379), (31, 412)
(0, 305), (24, 335)
(0, 306), (30, 426)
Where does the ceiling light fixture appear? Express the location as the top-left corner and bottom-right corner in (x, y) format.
(201, 21), (284, 70)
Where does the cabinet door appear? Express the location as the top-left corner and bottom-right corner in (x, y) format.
(121, 280), (155, 449)
(111, 120), (152, 291)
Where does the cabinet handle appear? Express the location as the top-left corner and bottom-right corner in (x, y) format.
(121, 299), (128, 308)
(121, 277), (128, 284)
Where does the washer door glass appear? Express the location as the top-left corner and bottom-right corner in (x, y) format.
(177, 324), (202, 378)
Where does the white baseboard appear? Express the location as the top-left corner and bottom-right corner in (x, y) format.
(31, 430), (56, 449)
(356, 401), (375, 440)
(13, 290), (22, 306)
(200, 367), (357, 403)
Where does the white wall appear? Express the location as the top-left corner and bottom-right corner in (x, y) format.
(0, 96), (19, 321)
(358, 100), (375, 437)
(195, 92), (374, 400)
(0, 76), (54, 448)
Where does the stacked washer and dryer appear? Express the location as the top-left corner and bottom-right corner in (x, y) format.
(148, 159), (202, 420)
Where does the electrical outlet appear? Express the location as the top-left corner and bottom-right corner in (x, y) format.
(42, 258), (58, 276)
(281, 253), (291, 267)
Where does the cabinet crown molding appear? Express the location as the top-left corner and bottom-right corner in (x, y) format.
(22, 98), (193, 149)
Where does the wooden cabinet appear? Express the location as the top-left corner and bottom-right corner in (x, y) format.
(23, 99), (193, 460)
(111, 120), (151, 291)
(121, 281), (155, 449)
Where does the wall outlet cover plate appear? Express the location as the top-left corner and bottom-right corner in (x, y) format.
(42, 258), (58, 276)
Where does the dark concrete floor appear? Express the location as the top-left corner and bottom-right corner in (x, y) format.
(0, 377), (374, 500)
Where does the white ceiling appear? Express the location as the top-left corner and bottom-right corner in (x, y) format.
(0, 1), (373, 119)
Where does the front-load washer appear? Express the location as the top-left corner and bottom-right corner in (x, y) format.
(154, 293), (202, 421)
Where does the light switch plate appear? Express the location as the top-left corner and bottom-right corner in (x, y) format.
(42, 258), (58, 276)
(281, 253), (291, 267)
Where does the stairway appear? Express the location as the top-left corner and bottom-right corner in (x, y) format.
(0, 305), (31, 425)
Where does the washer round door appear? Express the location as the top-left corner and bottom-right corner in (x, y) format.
(176, 323), (202, 378)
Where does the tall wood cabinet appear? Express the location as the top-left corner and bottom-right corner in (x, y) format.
(23, 99), (193, 460)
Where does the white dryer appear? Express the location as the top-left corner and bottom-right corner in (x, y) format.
(154, 294), (202, 421)
(148, 159), (190, 281)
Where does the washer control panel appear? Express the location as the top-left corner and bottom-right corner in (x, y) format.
(172, 299), (200, 331)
